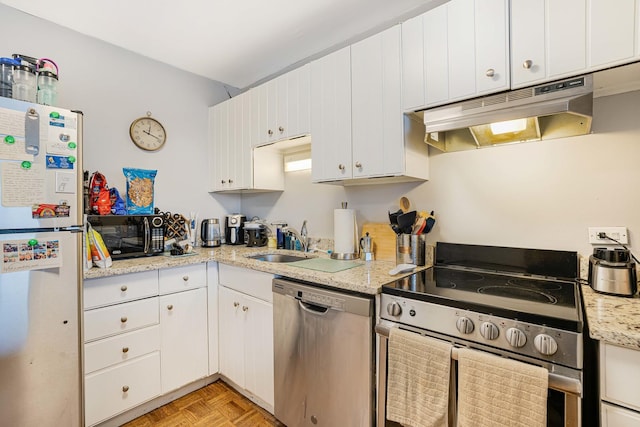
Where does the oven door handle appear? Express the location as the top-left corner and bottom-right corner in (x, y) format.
(375, 320), (582, 397)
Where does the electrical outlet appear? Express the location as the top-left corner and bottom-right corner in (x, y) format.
(588, 227), (628, 244)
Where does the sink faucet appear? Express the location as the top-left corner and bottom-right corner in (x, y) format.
(284, 220), (308, 252)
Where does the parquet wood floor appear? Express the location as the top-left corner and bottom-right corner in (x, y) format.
(122, 380), (285, 427)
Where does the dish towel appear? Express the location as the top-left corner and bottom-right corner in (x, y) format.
(386, 328), (452, 427)
(457, 348), (548, 427)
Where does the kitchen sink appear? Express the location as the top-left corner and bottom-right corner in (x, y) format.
(246, 253), (310, 263)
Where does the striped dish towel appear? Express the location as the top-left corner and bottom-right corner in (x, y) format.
(386, 328), (452, 427)
(457, 348), (548, 427)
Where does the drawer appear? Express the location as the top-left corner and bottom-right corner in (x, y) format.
(84, 352), (161, 427)
(601, 342), (640, 411)
(84, 297), (159, 342)
(84, 325), (160, 374)
(218, 263), (274, 303)
(159, 263), (207, 295)
(84, 270), (158, 309)
(601, 402), (640, 427)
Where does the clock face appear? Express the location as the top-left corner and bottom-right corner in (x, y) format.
(129, 117), (167, 151)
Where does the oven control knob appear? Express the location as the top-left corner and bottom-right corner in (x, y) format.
(506, 328), (527, 348)
(456, 317), (474, 334)
(534, 334), (558, 356)
(386, 302), (402, 317)
(480, 322), (499, 340)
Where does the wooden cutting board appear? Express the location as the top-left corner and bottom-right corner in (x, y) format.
(361, 223), (397, 261)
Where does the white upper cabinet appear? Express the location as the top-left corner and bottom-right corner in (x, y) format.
(256, 64), (310, 146)
(310, 46), (353, 183)
(402, 0), (509, 111)
(511, 0), (639, 88)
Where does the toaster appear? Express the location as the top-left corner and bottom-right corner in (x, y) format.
(588, 248), (638, 296)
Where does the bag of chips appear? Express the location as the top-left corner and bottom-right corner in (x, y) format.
(87, 223), (112, 268)
(123, 168), (157, 215)
(89, 172), (109, 215)
(109, 188), (127, 215)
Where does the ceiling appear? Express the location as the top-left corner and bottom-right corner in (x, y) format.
(1, 0), (444, 89)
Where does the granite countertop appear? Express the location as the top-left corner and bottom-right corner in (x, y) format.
(84, 245), (432, 295)
(581, 283), (640, 350)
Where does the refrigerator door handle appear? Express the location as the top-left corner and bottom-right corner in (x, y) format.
(25, 108), (40, 156)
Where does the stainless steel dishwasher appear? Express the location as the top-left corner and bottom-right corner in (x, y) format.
(273, 277), (374, 427)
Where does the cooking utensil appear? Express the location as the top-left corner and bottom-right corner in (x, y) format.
(424, 211), (436, 234)
(397, 210), (416, 235)
(411, 216), (425, 234)
(388, 209), (402, 225)
(399, 196), (411, 213)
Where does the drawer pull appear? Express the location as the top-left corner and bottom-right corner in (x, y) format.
(122, 385), (129, 393)
(233, 302), (240, 307)
(182, 275), (189, 281)
(120, 316), (128, 323)
(167, 304), (174, 311)
(120, 285), (127, 292)
(122, 347), (129, 353)
(242, 305), (249, 312)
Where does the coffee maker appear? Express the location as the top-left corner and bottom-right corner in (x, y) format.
(225, 214), (246, 245)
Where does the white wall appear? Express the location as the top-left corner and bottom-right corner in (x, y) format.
(243, 89), (640, 258)
(0, 4), (240, 221)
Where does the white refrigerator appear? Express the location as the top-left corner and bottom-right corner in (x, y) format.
(0, 96), (82, 426)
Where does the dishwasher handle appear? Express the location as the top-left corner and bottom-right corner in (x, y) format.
(298, 299), (330, 315)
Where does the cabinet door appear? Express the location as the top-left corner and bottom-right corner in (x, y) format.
(475, 0), (509, 94)
(310, 46), (352, 182)
(243, 294), (274, 407)
(159, 288), (208, 393)
(351, 25), (403, 178)
(510, 0), (546, 87)
(424, 4), (449, 106)
(286, 64), (311, 139)
(207, 262), (219, 375)
(218, 286), (246, 387)
(589, 0), (636, 68)
(447, 0), (476, 101)
(401, 13), (426, 111)
(237, 91), (252, 189)
(602, 403), (640, 427)
(209, 102), (230, 191)
(547, 0), (586, 78)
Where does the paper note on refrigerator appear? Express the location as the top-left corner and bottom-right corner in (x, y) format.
(1, 162), (45, 206)
(0, 107), (34, 162)
(1, 239), (62, 273)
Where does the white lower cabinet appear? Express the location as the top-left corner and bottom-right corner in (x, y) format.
(83, 263), (209, 426)
(600, 342), (640, 425)
(159, 287), (208, 393)
(218, 264), (274, 408)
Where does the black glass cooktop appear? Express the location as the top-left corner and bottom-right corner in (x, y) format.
(382, 243), (583, 331)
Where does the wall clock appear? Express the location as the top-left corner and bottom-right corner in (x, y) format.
(129, 112), (167, 151)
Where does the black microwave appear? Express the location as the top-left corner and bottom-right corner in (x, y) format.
(87, 215), (165, 260)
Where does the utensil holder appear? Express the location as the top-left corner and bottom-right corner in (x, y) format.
(396, 234), (426, 266)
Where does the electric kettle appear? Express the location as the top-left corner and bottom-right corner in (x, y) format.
(200, 218), (221, 247)
(589, 247), (638, 296)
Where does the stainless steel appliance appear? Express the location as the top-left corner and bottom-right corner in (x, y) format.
(418, 75), (593, 152)
(273, 278), (375, 427)
(589, 247), (638, 296)
(244, 222), (267, 247)
(86, 214), (165, 259)
(224, 214), (245, 245)
(376, 242), (598, 427)
(0, 97), (82, 426)
(200, 218), (221, 247)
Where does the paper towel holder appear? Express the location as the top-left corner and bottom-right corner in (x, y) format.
(331, 204), (359, 260)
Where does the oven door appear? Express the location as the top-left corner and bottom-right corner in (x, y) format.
(375, 320), (583, 427)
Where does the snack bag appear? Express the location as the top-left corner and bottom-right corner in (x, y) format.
(109, 188), (127, 215)
(89, 172), (109, 215)
(87, 223), (112, 268)
(123, 168), (157, 215)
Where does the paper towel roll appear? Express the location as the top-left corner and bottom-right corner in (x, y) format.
(334, 209), (357, 256)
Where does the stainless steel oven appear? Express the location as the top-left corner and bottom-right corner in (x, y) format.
(375, 243), (598, 427)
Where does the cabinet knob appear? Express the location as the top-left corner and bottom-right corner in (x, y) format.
(278, 126), (284, 133)
(355, 161), (362, 168)
(182, 275), (189, 281)
(338, 164), (345, 171)
(120, 285), (127, 292)
(167, 304), (174, 311)
(233, 301), (240, 307)
(221, 180), (227, 184)
(120, 316), (128, 323)
(268, 129), (273, 136)
(122, 347), (129, 353)
(485, 68), (495, 77)
(523, 59), (533, 70)
(242, 305), (249, 312)
(122, 385), (130, 393)
(228, 179), (233, 184)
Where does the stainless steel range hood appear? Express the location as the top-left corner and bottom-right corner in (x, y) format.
(419, 75), (593, 152)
